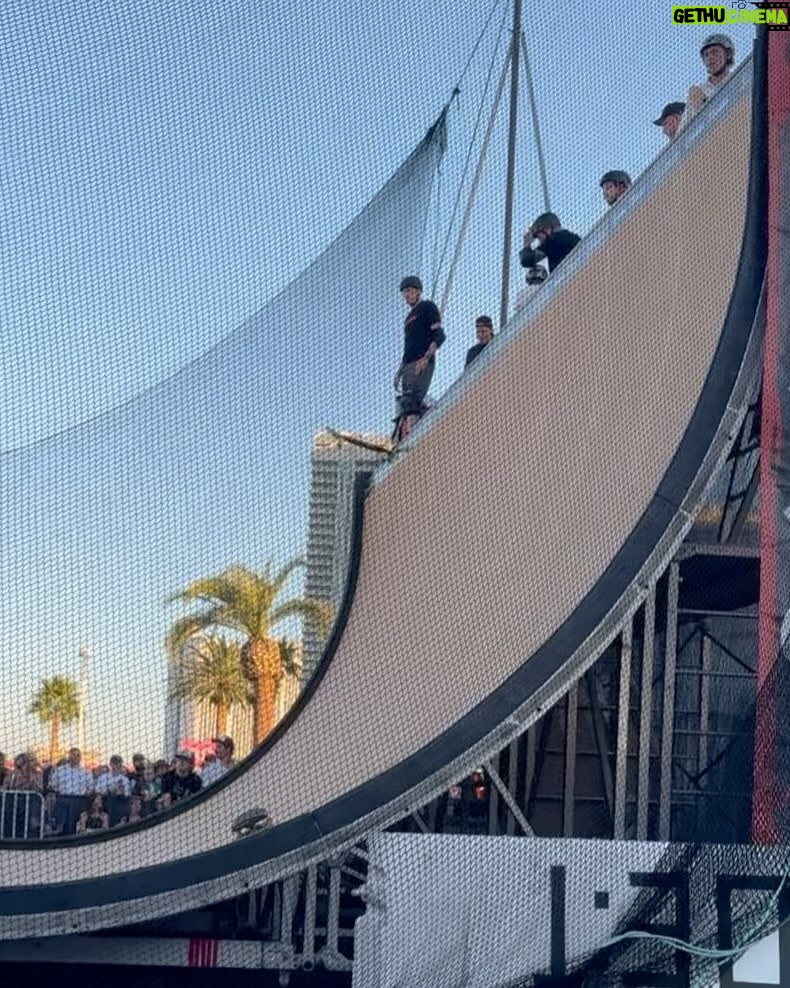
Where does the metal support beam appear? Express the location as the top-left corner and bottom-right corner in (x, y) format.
(524, 724), (537, 813)
(584, 669), (615, 829)
(489, 753), (501, 836)
(326, 866), (341, 955)
(727, 457), (760, 543)
(528, 711), (553, 817)
(302, 865), (318, 969)
(659, 562), (680, 840)
(506, 738), (520, 836)
(698, 632), (713, 783)
(484, 759), (534, 836)
(637, 586), (657, 840)
(717, 418), (749, 542)
(563, 682), (579, 837)
(614, 620), (634, 839)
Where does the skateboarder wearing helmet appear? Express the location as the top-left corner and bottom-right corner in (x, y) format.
(393, 275), (445, 440)
(599, 170), (631, 206)
(679, 34), (735, 132)
(653, 101), (686, 140)
(519, 212), (580, 275)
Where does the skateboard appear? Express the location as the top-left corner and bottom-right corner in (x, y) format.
(325, 427), (395, 455)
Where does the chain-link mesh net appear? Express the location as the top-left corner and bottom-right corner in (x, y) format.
(0, 3), (784, 987)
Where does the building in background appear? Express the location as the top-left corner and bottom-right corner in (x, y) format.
(163, 641), (303, 761)
(302, 430), (389, 684)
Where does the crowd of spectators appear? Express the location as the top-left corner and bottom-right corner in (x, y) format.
(0, 735), (237, 839)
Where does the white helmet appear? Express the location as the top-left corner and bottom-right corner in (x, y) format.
(701, 33), (735, 64)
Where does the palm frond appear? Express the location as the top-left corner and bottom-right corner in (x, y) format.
(270, 597), (334, 640)
(169, 634), (253, 708)
(277, 638), (302, 678)
(29, 676), (81, 725)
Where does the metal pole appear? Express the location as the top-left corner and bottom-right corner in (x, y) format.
(498, 0), (522, 329)
(636, 587), (657, 840)
(658, 562), (680, 840)
(614, 619), (634, 839)
(77, 646), (92, 753)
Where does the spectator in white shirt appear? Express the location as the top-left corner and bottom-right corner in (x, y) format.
(49, 747), (93, 796)
(200, 736), (236, 787)
(95, 755), (132, 797)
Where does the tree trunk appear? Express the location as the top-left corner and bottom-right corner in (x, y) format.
(48, 716), (60, 766)
(241, 637), (281, 744)
(215, 700), (228, 737)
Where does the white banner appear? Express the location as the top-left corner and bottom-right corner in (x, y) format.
(354, 833), (790, 988)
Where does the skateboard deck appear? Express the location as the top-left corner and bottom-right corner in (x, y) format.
(325, 427), (395, 455)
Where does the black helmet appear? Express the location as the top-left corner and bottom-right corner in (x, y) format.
(600, 170), (631, 187)
(529, 212), (560, 236)
(399, 275), (422, 292)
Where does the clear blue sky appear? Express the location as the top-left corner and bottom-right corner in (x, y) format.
(0, 0), (757, 760)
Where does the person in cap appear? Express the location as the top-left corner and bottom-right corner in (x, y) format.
(653, 101), (686, 140)
(159, 750), (202, 808)
(679, 34), (735, 133)
(519, 212), (580, 275)
(201, 735), (236, 787)
(599, 170), (631, 207)
(464, 315), (494, 369)
(393, 275), (446, 440)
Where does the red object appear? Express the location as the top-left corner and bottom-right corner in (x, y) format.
(177, 738), (214, 766)
(753, 32), (790, 843)
(187, 938), (219, 967)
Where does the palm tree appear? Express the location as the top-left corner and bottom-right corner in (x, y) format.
(166, 561), (332, 744)
(29, 676), (80, 765)
(169, 634), (252, 737)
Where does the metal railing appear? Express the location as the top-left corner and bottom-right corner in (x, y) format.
(0, 790), (44, 839)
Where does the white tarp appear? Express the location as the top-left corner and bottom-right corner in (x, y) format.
(353, 832), (789, 988)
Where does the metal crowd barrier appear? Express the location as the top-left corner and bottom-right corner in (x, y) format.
(0, 790), (44, 839)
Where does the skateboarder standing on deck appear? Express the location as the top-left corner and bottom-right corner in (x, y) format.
(599, 170), (631, 207)
(653, 101), (686, 141)
(464, 315), (494, 369)
(519, 213), (580, 275)
(678, 34), (735, 133)
(393, 276), (445, 440)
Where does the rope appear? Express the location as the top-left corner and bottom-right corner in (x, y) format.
(451, 0), (506, 96)
(430, 2), (511, 301)
(520, 30), (551, 213)
(438, 45), (511, 315)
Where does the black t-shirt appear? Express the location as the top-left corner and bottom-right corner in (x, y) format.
(161, 769), (202, 802)
(541, 229), (581, 272)
(402, 299), (444, 364)
(519, 228), (580, 273)
(465, 341), (489, 368)
(127, 769), (145, 793)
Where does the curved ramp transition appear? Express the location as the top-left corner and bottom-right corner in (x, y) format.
(0, 49), (765, 937)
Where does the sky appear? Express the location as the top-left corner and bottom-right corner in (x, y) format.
(0, 0), (758, 761)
